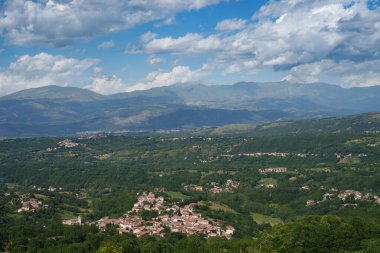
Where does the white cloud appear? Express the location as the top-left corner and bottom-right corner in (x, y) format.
(223, 64), (241, 75)
(285, 59), (380, 87)
(98, 40), (115, 49)
(133, 0), (380, 86)
(0, 53), (98, 96)
(154, 17), (176, 28)
(0, 52), (131, 96)
(127, 65), (210, 91)
(215, 18), (246, 31)
(0, 0), (223, 47)
(140, 32), (157, 42)
(283, 61), (325, 84)
(138, 33), (222, 54)
(163, 17), (175, 25)
(93, 67), (104, 74)
(87, 75), (128, 95)
(148, 56), (164, 65)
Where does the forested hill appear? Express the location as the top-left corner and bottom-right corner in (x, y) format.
(194, 112), (380, 136)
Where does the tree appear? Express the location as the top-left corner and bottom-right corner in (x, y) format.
(97, 242), (123, 253)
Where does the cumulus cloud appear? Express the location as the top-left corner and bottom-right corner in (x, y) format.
(98, 40), (115, 49)
(132, 0), (380, 86)
(133, 33), (222, 54)
(285, 59), (380, 87)
(87, 75), (129, 95)
(0, 0), (223, 47)
(126, 65), (210, 91)
(0, 53), (98, 96)
(215, 18), (246, 31)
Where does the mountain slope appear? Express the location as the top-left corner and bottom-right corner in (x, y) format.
(195, 112), (380, 136)
(1, 82), (380, 137)
(0, 85), (105, 101)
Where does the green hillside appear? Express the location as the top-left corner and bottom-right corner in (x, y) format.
(195, 112), (380, 136)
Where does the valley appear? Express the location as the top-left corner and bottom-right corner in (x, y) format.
(1, 132), (379, 252)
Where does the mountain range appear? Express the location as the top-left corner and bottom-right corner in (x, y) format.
(1, 82), (380, 137)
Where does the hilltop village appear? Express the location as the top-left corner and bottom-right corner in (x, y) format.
(63, 192), (235, 238)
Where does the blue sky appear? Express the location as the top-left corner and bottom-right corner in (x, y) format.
(0, 0), (379, 95)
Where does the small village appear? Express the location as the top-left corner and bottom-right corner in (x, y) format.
(219, 152), (312, 160)
(63, 192), (235, 239)
(46, 139), (85, 152)
(17, 196), (44, 213)
(184, 179), (240, 194)
(57, 139), (84, 148)
(11, 185), (88, 215)
(239, 152), (309, 158)
(258, 167), (287, 173)
(306, 188), (380, 206)
(11, 192), (48, 213)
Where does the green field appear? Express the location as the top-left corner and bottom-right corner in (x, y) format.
(5, 183), (18, 190)
(257, 178), (278, 187)
(251, 213), (283, 226)
(339, 156), (361, 164)
(198, 201), (237, 214)
(61, 211), (78, 220)
(201, 170), (235, 178)
(165, 191), (190, 200)
(34, 193), (49, 200)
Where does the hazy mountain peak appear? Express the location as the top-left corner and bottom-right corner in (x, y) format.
(1, 85), (104, 101)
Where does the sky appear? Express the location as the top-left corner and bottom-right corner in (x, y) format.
(0, 0), (379, 96)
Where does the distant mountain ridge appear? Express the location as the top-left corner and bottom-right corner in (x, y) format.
(0, 82), (380, 137)
(1, 85), (105, 101)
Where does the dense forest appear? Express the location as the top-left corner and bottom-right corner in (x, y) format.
(0, 133), (379, 252)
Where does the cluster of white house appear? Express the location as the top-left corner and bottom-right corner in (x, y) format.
(15, 193), (48, 213)
(258, 167), (287, 173)
(306, 188), (380, 206)
(57, 139), (82, 148)
(239, 152), (309, 158)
